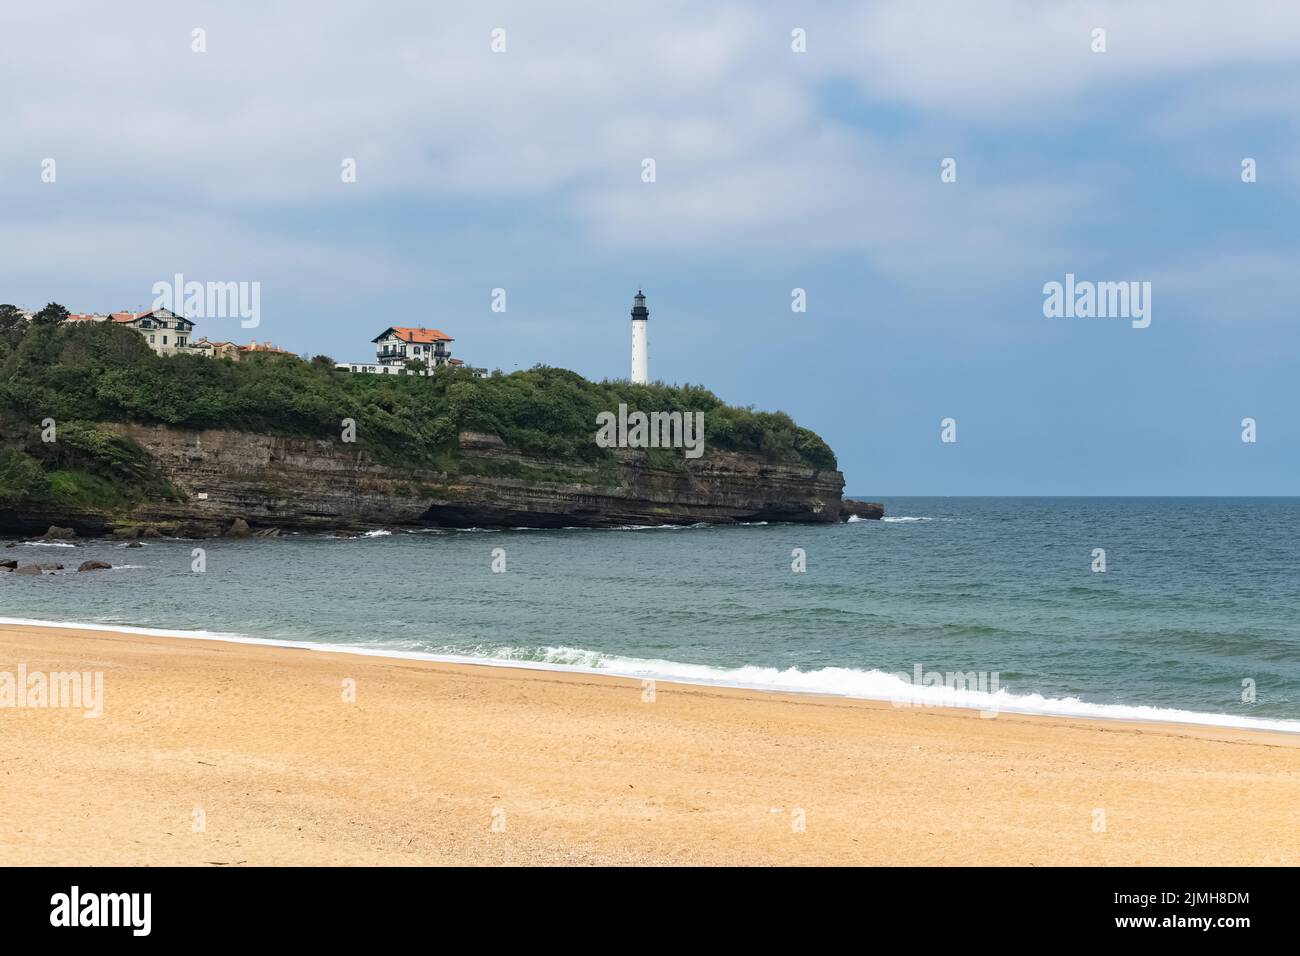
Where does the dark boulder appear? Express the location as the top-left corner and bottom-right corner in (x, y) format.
(840, 499), (884, 521)
(78, 561), (113, 572)
(176, 521), (221, 539)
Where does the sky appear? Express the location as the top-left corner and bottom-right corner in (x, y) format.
(2, 0), (1298, 495)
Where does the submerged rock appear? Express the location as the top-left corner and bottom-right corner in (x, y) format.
(13, 564), (41, 576)
(78, 561), (113, 572)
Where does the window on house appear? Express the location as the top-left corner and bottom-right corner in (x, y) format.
(149, 335), (155, 343)
(163, 336), (168, 345)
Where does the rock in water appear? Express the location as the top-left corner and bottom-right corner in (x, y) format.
(43, 525), (76, 540)
(840, 499), (885, 521)
(14, 564), (41, 576)
(78, 561), (113, 572)
(226, 518), (252, 538)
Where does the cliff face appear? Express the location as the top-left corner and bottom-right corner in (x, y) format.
(3, 423), (846, 535)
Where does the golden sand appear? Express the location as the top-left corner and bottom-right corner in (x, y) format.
(1, 622), (1298, 866)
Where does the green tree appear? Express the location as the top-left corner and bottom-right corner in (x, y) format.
(31, 302), (69, 327)
(0, 304), (25, 333)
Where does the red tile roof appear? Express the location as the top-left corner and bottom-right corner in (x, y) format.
(240, 341), (294, 355)
(373, 326), (453, 344)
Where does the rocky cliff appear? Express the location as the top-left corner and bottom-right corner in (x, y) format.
(2, 423), (852, 536)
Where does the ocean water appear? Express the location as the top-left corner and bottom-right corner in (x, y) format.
(3, 497), (1299, 731)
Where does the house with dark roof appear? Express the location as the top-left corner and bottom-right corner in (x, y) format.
(112, 308), (197, 355)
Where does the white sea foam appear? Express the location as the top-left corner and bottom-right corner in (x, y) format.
(611, 523), (687, 531)
(362, 530), (392, 537)
(2, 616), (1297, 735)
(23, 541), (77, 547)
(881, 516), (932, 523)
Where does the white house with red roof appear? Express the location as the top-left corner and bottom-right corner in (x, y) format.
(373, 326), (454, 367)
(339, 326), (485, 377)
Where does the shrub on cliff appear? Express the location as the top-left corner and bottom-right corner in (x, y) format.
(0, 449), (44, 505)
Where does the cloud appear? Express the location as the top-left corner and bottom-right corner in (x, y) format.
(833, 0), (1300, 117)
(0, 0), (1296, 300)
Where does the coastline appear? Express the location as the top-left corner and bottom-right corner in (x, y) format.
(3, 614), (1297, 735)
(3, 620), (1299, 866)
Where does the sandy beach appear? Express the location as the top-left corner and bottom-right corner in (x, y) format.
(1, 620), (1298, 866)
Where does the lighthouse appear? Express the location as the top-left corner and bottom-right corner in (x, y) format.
(630, 290), (649, 384)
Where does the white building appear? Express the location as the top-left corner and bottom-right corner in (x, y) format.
(339, 325), (486, 377)
(64, 308), (199, 356)
(372, 326), (455, 367)
(630, 290), (649, 384)
(112, 308), (197, 355)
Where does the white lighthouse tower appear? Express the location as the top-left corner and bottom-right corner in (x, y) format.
(630, 290), (649, 384)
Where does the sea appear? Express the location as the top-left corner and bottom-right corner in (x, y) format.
(4, 497), (1299, 732)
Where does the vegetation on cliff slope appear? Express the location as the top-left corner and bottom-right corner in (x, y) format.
(0, 310), (837, 506)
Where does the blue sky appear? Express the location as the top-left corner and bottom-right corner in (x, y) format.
(2, 1), (1299, 494)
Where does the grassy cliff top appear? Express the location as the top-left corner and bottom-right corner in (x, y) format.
(0, 318), (837, 508)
